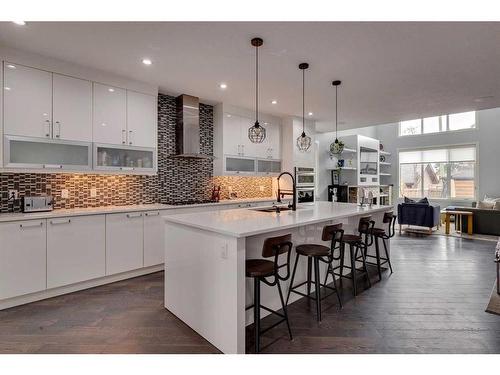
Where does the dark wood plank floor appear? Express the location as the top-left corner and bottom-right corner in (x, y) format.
(0, 234), (498, 354)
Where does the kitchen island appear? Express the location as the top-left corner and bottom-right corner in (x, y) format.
(163, 201), (393, 353)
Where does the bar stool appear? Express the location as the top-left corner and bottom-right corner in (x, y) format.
(246, 233), (294, 353)
(286, 224), (344, 322)
(366, 211), (396, 281)
(330, 216), (373, 296)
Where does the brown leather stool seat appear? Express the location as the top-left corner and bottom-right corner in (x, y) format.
(246, 259), (275, 278)
(296, 244), (329, 257)
(371, 227), (386, 236)
(341, 234), (362, 243)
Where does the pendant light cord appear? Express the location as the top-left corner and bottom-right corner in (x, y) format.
(255, 43), (259, 126)
(335, 84), (338, 139)
(302, 68), (305, 135)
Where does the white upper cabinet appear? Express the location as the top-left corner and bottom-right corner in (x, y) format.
(92, 83), (127, 145)
(53, 74), (92, 142)
(223, 114), (243, 156)
(127, 91), (157, 148)
(3, 62), (53, 138)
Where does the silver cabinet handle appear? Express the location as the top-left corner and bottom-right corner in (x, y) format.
(241, 145), (244, 156)
(20, 221), (43, 229)
(55, 121), (61, 138)
(128, 130), (133, 145)
(45, 119), (51, 137)
(44, 164), (63, 169)
(237, 145), (240, 155)
(145, 211), (160, 217)
(126, 213), (143, 219)
(122, 129), (126, 144)
(50, 219), (71, 225)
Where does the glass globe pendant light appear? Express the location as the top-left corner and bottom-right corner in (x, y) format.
(296, 63), (312, 152)
(329, 80), (344, 155)
(248, 37), (266, 143)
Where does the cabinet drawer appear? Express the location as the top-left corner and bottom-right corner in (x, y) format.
(106, 212), (144, 275)
(47, 215), (105, 288)
(0, 220), (46, 300)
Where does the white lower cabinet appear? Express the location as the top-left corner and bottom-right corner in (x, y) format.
(0, 220), (46, 299)
(143, 211), (165, 267)
(47, 215), (105, 289)
(106, 212), (144, 275)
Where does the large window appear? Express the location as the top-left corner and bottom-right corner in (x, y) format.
(399, 111), (476, 136)
(399, 145), (476, 200)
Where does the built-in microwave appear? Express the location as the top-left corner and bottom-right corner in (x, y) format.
(295, 167), (315, 187)
(297, 187), (315, 203)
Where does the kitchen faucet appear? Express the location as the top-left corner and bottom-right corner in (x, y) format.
(276, 172), (297, 211)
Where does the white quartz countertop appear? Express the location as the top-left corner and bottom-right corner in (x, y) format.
(163, 201), (394, 238)
(0, 197), (277, 223)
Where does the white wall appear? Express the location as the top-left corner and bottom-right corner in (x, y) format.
(316, 107), (500, 205)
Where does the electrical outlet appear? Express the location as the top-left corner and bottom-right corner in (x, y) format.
(90, 188), (97, 198)
(61, 189), (69, 199)
(8, 189), (19, 200)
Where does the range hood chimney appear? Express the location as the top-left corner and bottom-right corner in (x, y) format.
(173, 94), (213, 159)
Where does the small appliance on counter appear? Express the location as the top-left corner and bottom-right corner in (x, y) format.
(211, 185), (221, 203)
(22, 196), (54, 213)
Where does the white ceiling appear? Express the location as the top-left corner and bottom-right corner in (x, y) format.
(1, 22), (500, 132)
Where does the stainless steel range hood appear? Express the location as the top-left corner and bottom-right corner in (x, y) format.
(172, 94), (213, 159)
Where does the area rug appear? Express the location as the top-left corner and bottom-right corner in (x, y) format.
(485, 283), (500, 316)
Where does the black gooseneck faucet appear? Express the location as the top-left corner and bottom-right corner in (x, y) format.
(276, 172), (297, 211)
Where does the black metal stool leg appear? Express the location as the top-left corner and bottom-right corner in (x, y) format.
(374, 236), (382, 281)
(286, 253), (300, 305)
(349, 244), (357, 296)
(359, 247), (372, 288)
(339, 243), (345, 280)
(307, 257), (312, 297)
(329, 260), (343, 309)
(253, 277), (261, 353)
(313, 257), (322, 321)
(277, 280), (293, 340)
(382, 238), (394, 273)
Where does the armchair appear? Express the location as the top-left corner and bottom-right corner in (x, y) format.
(397, 202), (441, 234)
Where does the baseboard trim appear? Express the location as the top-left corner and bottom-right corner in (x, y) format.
(0, 264), (164, 310)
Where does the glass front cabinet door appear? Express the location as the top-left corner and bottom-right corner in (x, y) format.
(4, 135), (92, 171)
(94, 143), (156, 173)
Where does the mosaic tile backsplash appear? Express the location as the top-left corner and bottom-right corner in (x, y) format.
(0, 93), (274, 213)
(212, 176), (274, 200)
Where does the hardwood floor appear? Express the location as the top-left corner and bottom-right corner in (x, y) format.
(0, 234), (498, 354)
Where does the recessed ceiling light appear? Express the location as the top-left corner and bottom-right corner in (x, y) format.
(101, 123), (107, 127)
(271, 100), (278, 105)
(226, 114), (232, 118)
(264, 122), (268, 125)
(4, 87), (11, 91)
(12, 21), (25, 26)
(142, 58), (152, 66)
(219, 83), (227, 89)
(108, 88), (115, 92)
(6, 64), (16, 69)
(308, 112), (313, 116)
(474, 95), (494, 103)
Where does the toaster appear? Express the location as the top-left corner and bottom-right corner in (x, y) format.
(22, 196), (54, 213)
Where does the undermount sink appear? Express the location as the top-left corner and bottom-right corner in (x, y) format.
(252, 206), (293, 213)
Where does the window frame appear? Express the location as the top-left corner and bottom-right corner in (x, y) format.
(398, 111), (478, 137)
(397, 143), (478, 201)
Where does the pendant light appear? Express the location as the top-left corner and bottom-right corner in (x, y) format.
(248, 37), (266, 143)
(296, 63), (312, 152)
(329, 80), (344, 155)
